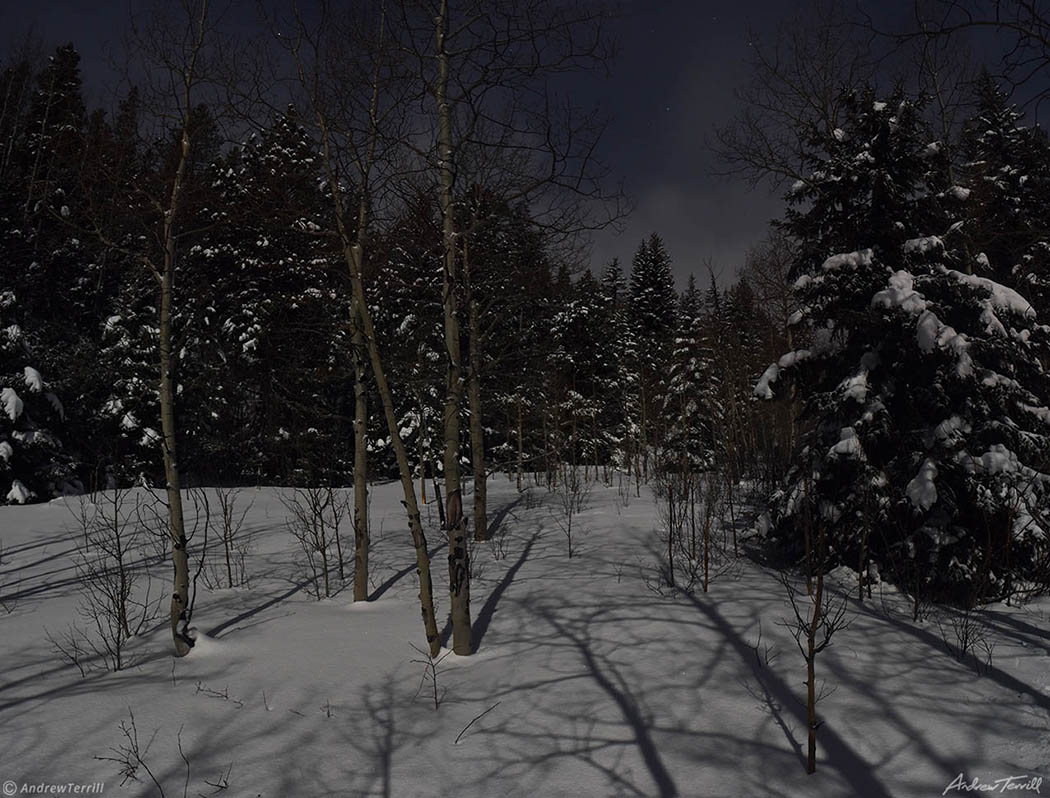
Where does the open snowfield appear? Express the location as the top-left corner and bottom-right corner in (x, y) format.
(1, 477), (1048, 798)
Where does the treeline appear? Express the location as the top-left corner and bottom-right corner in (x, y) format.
(1, 1), (785, 658)
(0, 39), (784, 497)
(4, 0), (1050, 661)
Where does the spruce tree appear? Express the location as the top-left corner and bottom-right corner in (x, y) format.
(760, 86), (1050, 603)
(629, 233), (678, 474)
(0, 291), (75, 502)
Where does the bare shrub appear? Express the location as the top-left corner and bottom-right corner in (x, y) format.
(552, 463), (591, 558)
(282, 487), (349, 599)
(55, 489), (163, 671)
(200, 487), (254, 589)
(935, 606), (997, 676)
(776, 510), (852, 775)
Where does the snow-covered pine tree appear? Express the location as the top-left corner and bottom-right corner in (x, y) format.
(759, 86), (1050, 603)
(595, 259), (636, 472)
(370, 192), (446, 483)
(959, 72), (1050, 315)
(663, 283), (718, 472)
(548, 268), (607, 476)
(0, 291), (75, 502)
(177, 110), (350, 485)
(678, 273), (703, 325)
(629, 233), (678, 476)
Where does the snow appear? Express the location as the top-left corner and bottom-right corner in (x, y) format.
(1020, 404), (1050, 425)
(829, 426), (863, 458)
(0, 440), (11, 461)
(840, 370), (869, 403)
(777, 349), (810, 369)
(6, 478), (33, 504)
(947, 268), (1036, 319)
(793, 273), (816, 291)
(23, 366), (43, 393)
(933, 415), (971, 443)
(916, 310), (941, 351)
(915, 311), (974, 377)
(822, 249), (873, 272)
(949, 186), (971, 200)
(0, 481), (1048, 798)
(906, 458), (939, 510)
(872, 270), (928, 314)
(964, 444), (1021, 475)
(1, 386), (24, 421)
(903, 236), (943, 254)
(754, 349), (811, 400)
(754, 363), (779, 399)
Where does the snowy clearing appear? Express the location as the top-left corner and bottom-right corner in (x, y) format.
(0, 478), (1048, 797)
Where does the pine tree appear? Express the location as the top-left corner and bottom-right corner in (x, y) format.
(663, 295), (719, 472)
(596, 259), (639, 472)
(0, 291), (75, 502)
(177, 110), (349, 485)
(959, 72), (1050, 313)
(760, 86), (1050, 603)
(629, 233), (678, 475)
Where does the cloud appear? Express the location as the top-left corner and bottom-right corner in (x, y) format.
(590, 179), (782, 288)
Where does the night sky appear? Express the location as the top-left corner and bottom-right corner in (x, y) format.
(0, 1), (805, 287)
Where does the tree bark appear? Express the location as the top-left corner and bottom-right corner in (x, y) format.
(351, 301), (369, 602)
(806, 568), (824, 775)
(516, 396), (524, 491)
(435, 0), (472, 655)
(346, 240), (441, 653)
(161, 119), (192, 658)
(157, 2), (212, 656)
(293, 4), (442, 654)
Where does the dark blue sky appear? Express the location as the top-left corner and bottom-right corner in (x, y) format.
(582, 1), (785, 285)
(6, 1), (994, 288)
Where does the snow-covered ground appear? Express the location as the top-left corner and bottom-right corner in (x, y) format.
(1, 478), (1048, 797)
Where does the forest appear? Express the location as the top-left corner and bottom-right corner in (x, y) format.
(1, 0), (1049, 795)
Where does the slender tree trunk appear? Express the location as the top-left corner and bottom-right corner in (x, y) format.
(297, 5), (441, 653)
(639, 376), (649, 482)
(347, 241), (440, 653)
(351, 304), (369, 602)
(419, 396), (427, 505)
(434, 0), (472, 655)
(159, 79), (197, 657)
(667, 482), (675, 588)
(160, 205), (192, 656)
(516, 396), (524, 491)
(806, 567), (824, 775)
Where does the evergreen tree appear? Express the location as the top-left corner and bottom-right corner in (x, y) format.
(629, 233), (678, 474)
(629, 233), (678, 347)
(663, 294), (719, 471)
(678, 273), (703, 326)
(0, 291), (76, 502)
(760, 86), (1050, 603)
(959, 72), (1050, 313)
(178, 110), (349, 485)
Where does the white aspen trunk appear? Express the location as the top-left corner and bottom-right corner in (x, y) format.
(161, 112), (192, 658)
(435, 0), (472, 655)
(351, 301), (369, 602)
